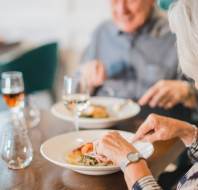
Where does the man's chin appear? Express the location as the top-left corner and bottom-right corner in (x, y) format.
(118, 24), (137, 33)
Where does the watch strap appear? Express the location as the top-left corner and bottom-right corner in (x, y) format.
(119, 152), (144, 173)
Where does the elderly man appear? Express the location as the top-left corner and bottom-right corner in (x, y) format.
(80, 0), (197, 120)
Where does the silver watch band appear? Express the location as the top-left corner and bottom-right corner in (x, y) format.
(119, 152), (144, 173)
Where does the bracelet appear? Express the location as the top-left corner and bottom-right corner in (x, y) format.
(186, 125), (198, 147)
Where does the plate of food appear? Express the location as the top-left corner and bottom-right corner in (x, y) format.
(40, 130), (154, 175)
(51, 97), (140, 129)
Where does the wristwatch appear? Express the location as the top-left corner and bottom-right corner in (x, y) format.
(119, 152), (145, 173)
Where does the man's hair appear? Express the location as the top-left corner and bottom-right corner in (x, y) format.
(168, 0), (198, 82)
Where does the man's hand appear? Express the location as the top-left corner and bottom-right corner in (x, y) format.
(139, 80), (193, 109)
(81, 60), (107, 92)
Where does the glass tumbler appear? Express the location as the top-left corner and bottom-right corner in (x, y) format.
(0, 111), (33, 170)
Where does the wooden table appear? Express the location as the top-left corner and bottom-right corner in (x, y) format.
(0, 110), (185, 190)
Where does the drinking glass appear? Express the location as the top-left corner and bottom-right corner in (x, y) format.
(0, 111), (33, 169)
(63, 76), (90, 131)
(1, 71), (25, 112)
(23, 96), (40, 128)
(1, 71), (40, 128)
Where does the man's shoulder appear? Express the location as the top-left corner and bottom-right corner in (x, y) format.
(93, 20), (117, 36)
(149, 11), (172, 38)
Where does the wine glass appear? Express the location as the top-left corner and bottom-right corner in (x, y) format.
(1, 71), (40, 128)
(1, 71), (25, 112)
(63, 75), (90, 131)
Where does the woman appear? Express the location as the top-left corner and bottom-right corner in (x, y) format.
(96, 0), (198, 189)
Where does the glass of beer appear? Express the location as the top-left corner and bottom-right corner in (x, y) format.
(1, 71), (25, 111)
(63, 76), (90, 131)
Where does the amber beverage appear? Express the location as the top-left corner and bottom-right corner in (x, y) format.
(3, 91), (24, 108)
(1, 71), (25, 109)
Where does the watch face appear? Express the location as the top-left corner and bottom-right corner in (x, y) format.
(127, 152), (139, 162)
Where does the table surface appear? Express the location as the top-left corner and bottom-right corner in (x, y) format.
(0, 110), (185, 190)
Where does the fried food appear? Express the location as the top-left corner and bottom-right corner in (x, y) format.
(80, 105), (109, 119)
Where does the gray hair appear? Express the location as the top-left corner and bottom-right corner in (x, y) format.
(168, 0), (198, 82)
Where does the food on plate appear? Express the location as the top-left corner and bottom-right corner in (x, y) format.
(80, 104), (109, 119)
(66, 142), (113, 166)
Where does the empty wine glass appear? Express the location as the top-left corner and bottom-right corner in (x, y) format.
(63, 76), (90, 131)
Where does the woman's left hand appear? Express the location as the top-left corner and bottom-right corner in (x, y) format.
(133, 114), (195, 146)
(95, 131), (137, 164)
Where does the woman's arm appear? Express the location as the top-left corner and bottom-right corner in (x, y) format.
(95, 132), (162, 189)
(132, 176), (162, 190)
(124, 161), (162, 190)
(96, 114), (197, 190)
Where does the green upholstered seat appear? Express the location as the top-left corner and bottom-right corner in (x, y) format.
(0, 42), (58, 94)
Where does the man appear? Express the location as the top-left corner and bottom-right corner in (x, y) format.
(80, 0), (197, 120)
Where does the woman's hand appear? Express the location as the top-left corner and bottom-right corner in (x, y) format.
(96, 131), (151, 189)
(95, 131), (136, 164)
(133, 114), (196, 146)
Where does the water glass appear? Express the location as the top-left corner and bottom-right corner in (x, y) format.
(0, 112), (33, 169)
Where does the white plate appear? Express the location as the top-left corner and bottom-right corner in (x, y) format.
(40, 130), (154, 176)
(51, 97), (140, 129)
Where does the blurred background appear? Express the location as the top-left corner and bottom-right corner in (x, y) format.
(0, 0), (110, 49)
(0, 0), (166, 109)
(0, 0), (112, 107)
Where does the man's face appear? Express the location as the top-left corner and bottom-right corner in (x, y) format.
(111, 0), (154, 33)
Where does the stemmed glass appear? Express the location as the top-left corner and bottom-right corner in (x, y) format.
(1, 71), (25, 112)
(63, 76), (90, 131)
(1, 71), (40, 128)
(0, 71), (33, 169)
